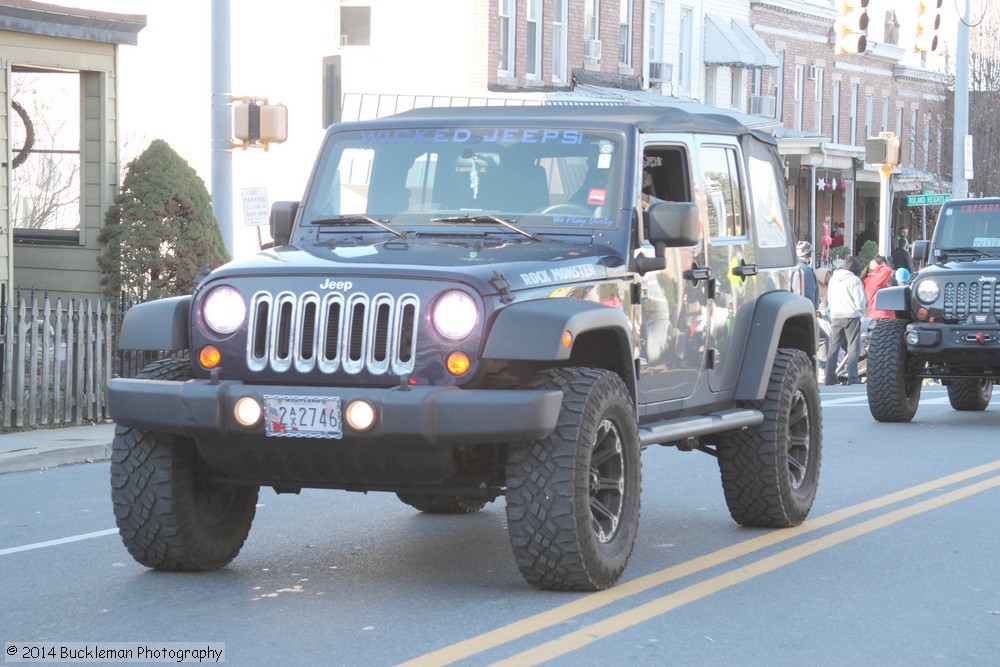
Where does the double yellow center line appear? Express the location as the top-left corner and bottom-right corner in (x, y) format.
(400, 460), (1000, 667)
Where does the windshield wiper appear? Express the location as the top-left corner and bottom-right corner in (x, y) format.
(311, 215), (406, 238)
(431, 214), (539, 241)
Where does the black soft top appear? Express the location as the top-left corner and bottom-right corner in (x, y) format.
(333, 105), (771, 144)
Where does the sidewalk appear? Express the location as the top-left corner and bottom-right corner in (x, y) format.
(0, 421), (116, 474)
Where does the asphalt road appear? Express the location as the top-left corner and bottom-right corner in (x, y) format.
(2, 384), (999, 666)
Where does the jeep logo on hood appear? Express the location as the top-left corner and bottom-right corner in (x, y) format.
(319, 279), (354, 290)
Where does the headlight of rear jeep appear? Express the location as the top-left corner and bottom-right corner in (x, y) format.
(202, 286), (246, 335)
(914, 279), (940, 305)
(431, 290), (479, 340)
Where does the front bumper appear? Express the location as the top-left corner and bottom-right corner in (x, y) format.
(107, 378), (563, 445)
(107, 378), (563, 490)
(905, 322), (1000, 365)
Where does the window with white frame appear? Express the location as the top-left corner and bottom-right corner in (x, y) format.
(881, 97), (889, 132)
(814, 68), (824, 133)
(730, 67), (743, 110)
(498, 0), (515, 77)
(923, 113), (931, 170)
(619, 0), (632, 66)
(850, 84), (859, 145)
(527, 0), (542, 78)
(776, 51), (785, 120)
(648, 1), (664, 82)
(584, 0), (599, 59)
(864, 95), (873, 139)
(339, 4), (370, 46)
(678, 7), (692, 95)
(831, 81), (841, 143)
(794, 65), (804, 131)
(896, 107), (903, 137)
(706, 66), (717, 106)
(11, 68), (82, 243)
(552, 0), (567, 84)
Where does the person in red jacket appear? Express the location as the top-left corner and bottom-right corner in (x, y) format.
(861, 256), (896, 319)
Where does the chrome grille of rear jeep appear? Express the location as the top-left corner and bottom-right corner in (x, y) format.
(246, 291), (419, 375)
(942, 280), (1000, 320)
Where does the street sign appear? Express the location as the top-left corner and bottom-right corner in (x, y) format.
(906, 193), (951, 207)
(241, 187), (269, 226)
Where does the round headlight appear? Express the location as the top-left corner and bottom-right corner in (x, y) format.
(202, 286), (246, 335)
(914, 279), (940, 305)
(431, 290), (479, 340)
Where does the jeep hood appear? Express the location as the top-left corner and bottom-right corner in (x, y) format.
(206, 237), (627, 295)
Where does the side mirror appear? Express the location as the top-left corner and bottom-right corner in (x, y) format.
(647, 201), (700, 247)
(635, 201), (701, 275)
(912, 239), (929, 264)
(269, 201), (299, 247)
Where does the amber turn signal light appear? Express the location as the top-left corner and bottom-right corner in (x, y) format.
(199, 345), (222, 369)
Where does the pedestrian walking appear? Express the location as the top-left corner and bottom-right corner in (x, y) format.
(861, 256), (896, 320)
(824, 257), (867, 386)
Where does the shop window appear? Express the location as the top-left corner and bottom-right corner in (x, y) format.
(11, 67), (81, 245)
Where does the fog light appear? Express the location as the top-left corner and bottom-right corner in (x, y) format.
(199, 345), (222, 369)
(906, 332), (920, 346)
(446, 351), (470, 376)
(234, 396), (262, 427)
(345, 400), (376, 432)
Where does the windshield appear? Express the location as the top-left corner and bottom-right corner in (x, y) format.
(299, 126), (625, 235)
(935, 202), (1000, 254)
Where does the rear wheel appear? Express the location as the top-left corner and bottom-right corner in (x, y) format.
(110, 359), (259, 571)
(396, 494), (487, 514)
(866, 319), (922, 422)
(946, 379), (993, 411)
(505, 368), (640, 591)
(717, 349), (822, 527)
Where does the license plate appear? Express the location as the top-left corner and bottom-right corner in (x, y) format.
(264, 395), (342, 438)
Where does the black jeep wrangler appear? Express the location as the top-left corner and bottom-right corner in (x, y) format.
(108, 105), (821, 591)
(868, 197), (1000, 422)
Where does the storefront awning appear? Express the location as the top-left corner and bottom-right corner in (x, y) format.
(705, 15), (778, 69)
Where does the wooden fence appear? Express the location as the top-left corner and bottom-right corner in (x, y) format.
(0, 289), (177, 430)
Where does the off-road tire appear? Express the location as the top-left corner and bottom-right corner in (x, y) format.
(110, 358), (259, 571)
(946, 379), (993, 411)
(866, 319), (922, 422)
(717, 348), (822, 528)
(505, 368), (640, 591)
(396, 493), (487, 514)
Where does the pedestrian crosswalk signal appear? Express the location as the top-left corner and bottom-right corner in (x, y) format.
(914, 0), (942, 52)
(233, 100), (288, 150)
(834, 0), (869, 55)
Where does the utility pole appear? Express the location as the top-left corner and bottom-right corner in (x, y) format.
(952, 0), (970, 198)
(211, 0), (234, 256)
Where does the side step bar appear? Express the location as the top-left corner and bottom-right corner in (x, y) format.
(638, 408), (763, 448)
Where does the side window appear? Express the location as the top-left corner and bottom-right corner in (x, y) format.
(701, 146), (745, 239)
(641, 147), (689, 204)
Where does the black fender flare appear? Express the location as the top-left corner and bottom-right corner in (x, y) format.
(873, 284), (910, 312)
(482, 297), (636, 395)
(118, 295), (191, 351)
(734, 291), (817, 401)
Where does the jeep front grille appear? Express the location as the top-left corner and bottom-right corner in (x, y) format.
(246, 291), (419, 375)
(942, 280), (1000, 320)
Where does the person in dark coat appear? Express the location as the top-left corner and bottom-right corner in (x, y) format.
(891, 237), (914, 273)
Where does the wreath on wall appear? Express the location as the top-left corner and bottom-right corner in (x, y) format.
(11, 100), (34, 169)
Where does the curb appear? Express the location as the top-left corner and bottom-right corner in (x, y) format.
(0, 443), (112, 474)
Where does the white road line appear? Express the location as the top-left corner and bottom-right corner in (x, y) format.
(0, 528), (118, 556)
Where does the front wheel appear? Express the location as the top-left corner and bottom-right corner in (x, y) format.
(717, 348), (822, 528)
(110, 359), (259, 571)
(866, 319), (922, 422)
(946, 379), (993, 411)
(505, 368), (640, 591)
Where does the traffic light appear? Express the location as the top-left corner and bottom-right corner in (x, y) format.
(834, 0), (869, 55)
(914, 0), (942, 52)
(233, 101), (288, 150)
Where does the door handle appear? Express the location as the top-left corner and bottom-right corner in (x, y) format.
(683, 265), (712, 285)
(731, 262), (758, 279)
